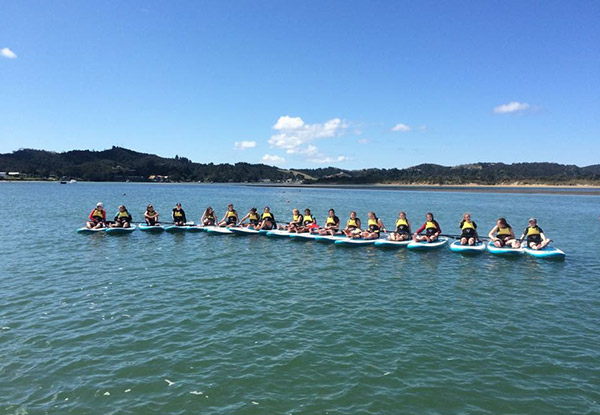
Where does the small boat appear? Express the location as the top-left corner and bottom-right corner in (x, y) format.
(522, 244), (566, 260)
(206, 227), (234, 235)
(139, 224), (165, 232)
(289, 232), (320, 241)
(486, 241), (524, 256)
(266, 229), (291, 238)
(165, 225), (188, 233)
(229, 227), (260, 235)
(77, 227), (106, 234)
(373, 239), (411, 248)
(334, 238), (378, 246)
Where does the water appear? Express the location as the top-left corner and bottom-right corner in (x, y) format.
(1, 182), (599, 415)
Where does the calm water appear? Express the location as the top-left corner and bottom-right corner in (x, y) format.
(1, 182), (599, 415)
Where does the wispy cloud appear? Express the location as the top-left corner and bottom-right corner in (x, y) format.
(308, 155), (349, 164)
(391, 123), (411, 132)
(233, 140), (256, 150)
(357, 138), (371, 144)
(261, 154), (285, 164)
(1, 48), (17, 59)
(493, 101), (531, 114)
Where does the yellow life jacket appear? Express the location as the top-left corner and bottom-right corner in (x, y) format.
(173, 210), (183, 218)
(117, 210), (130, 219)
(426, 221), (437, 230)
(461, 220), (475, 230)
(146, 210), (157, 218)
(496, 226), (511, 236)
(226, 210), (237, 218)
(347, 218), (358, 228)
(526, 226), (541, 237)
(92, 208), (104, 219)
(396, 218), (408, 227)
(261, 212), (273, 220)
(326, 217), (337, 225)
(249, 213), (259, 221)
(368, 218), (379, 232)
(303, 215), (314, 224)
(292, 214), (301, 222)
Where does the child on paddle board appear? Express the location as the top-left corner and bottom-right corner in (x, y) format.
(287, 209), (303, 233)
(318, 209), (340, 235)
(144, 204), (159, 225)
(459, 212), (478, 245)
(343, 211), (362, 238)
(86, 202), (106, 229)
(297, 208), (318, 233)
(201, 207), (217, 226)
(238, 207), (260, 227)
(172, 203), (187, 226)
(518, 218), (552, 250)
(362, 211), (386, 240)
(111, 205), (132, 228)
(219, 204), (238, 227)
(256, 206), (276, 230)
(413, 212), (441, 242)
(488, 217), (518, 248)
(389, 211), (411, 241)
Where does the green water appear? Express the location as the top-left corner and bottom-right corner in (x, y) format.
(1, 182), (599, 414)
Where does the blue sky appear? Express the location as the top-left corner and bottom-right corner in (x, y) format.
(1, 1), (599, 169)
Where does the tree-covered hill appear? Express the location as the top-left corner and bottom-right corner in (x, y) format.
(1, 147), (598, 185)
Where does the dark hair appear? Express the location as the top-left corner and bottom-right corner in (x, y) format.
(426, 212), (434, 220)
(498, 217), (510, 228)
(305, 208), (311, 214)
(250, 207), (257, 212)
(329, 208), (335, 214)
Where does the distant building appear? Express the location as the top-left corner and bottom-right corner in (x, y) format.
(0, 172), (6, 178)
(8, 172), (20, 177)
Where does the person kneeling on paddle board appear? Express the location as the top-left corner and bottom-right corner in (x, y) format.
(519, 218), (552, 250)
(413, 212), (441, 243)
(297, 208), (318, 233)
(219, 204), (238, 227)
(459, 213), (478, 246)
(287, 209), (303, 233)
(144, 204), (159, 225)
(238, 207), (260, 228)
(488, 217), (518, 248)
(343, 211), (362, 238)
(256, 206), (276, 230)
(86, 202), (106, 229)
(112, 205), (132, 228)
(318, 209), (340, 236)
(389, 211), (411, 241)
(201, 207), (216, 226)
(362, 211), (386, 240)
(172, 203), (187, 226)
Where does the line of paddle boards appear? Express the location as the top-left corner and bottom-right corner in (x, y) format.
(77, 225), (565, 260)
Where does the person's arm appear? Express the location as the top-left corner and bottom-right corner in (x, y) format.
(407, 220), (412, 234)
(89, 210), (95, 220)
(144, 211), (150, 220)
(239, 213), (249, 224)
(435, 221), (441, 236)
(182, 210), (187, 223)
(356, 218), (362, 229)
(488, 226), (498, 240)
(172, 210), (176, 221)
(378, 219), (386, 232)
(414, 223), (426, 234)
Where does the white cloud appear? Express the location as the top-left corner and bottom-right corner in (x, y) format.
(391, 123), (411, 132)
(308, 155), (349, 164)
(268, 115), (348, 155)
(1, 48), (17, 59)
(233, 140), (256, 150)
(261, 154), (285, 164)
(493, 101), (531, 114)
(357, 138), (371, 144)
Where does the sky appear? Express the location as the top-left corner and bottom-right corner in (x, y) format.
(1, 1), (599, 169)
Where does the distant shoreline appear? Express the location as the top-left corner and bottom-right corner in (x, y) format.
(245, 182), (600, 195)
(3, 179), (600, 195)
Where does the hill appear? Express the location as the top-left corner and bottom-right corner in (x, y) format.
(1, 147), (598, 185)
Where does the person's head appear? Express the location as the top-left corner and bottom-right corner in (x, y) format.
(176, 203), (182, 209)
(463, 212), (471, 221)
(497, 217), (508, 227)
(205, 206), (213, 214)
(426, 212), (434, 221)
(96, 202), (104, 209)
(368, 211), (376, 219)
(349, 211), (356, 218)
(528, 218), (537, 226)
(147, 204), (154, 211)
(328, 208), (335, 217)
(304, 208), (311, 215)
(119, 205), (126, 211)
(264, 206), (270, 212)
(292, 208), (299, 215)
(250, 207), (257, 213)
(399, 211), (406, 219)
(228, 204), (234, 211)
